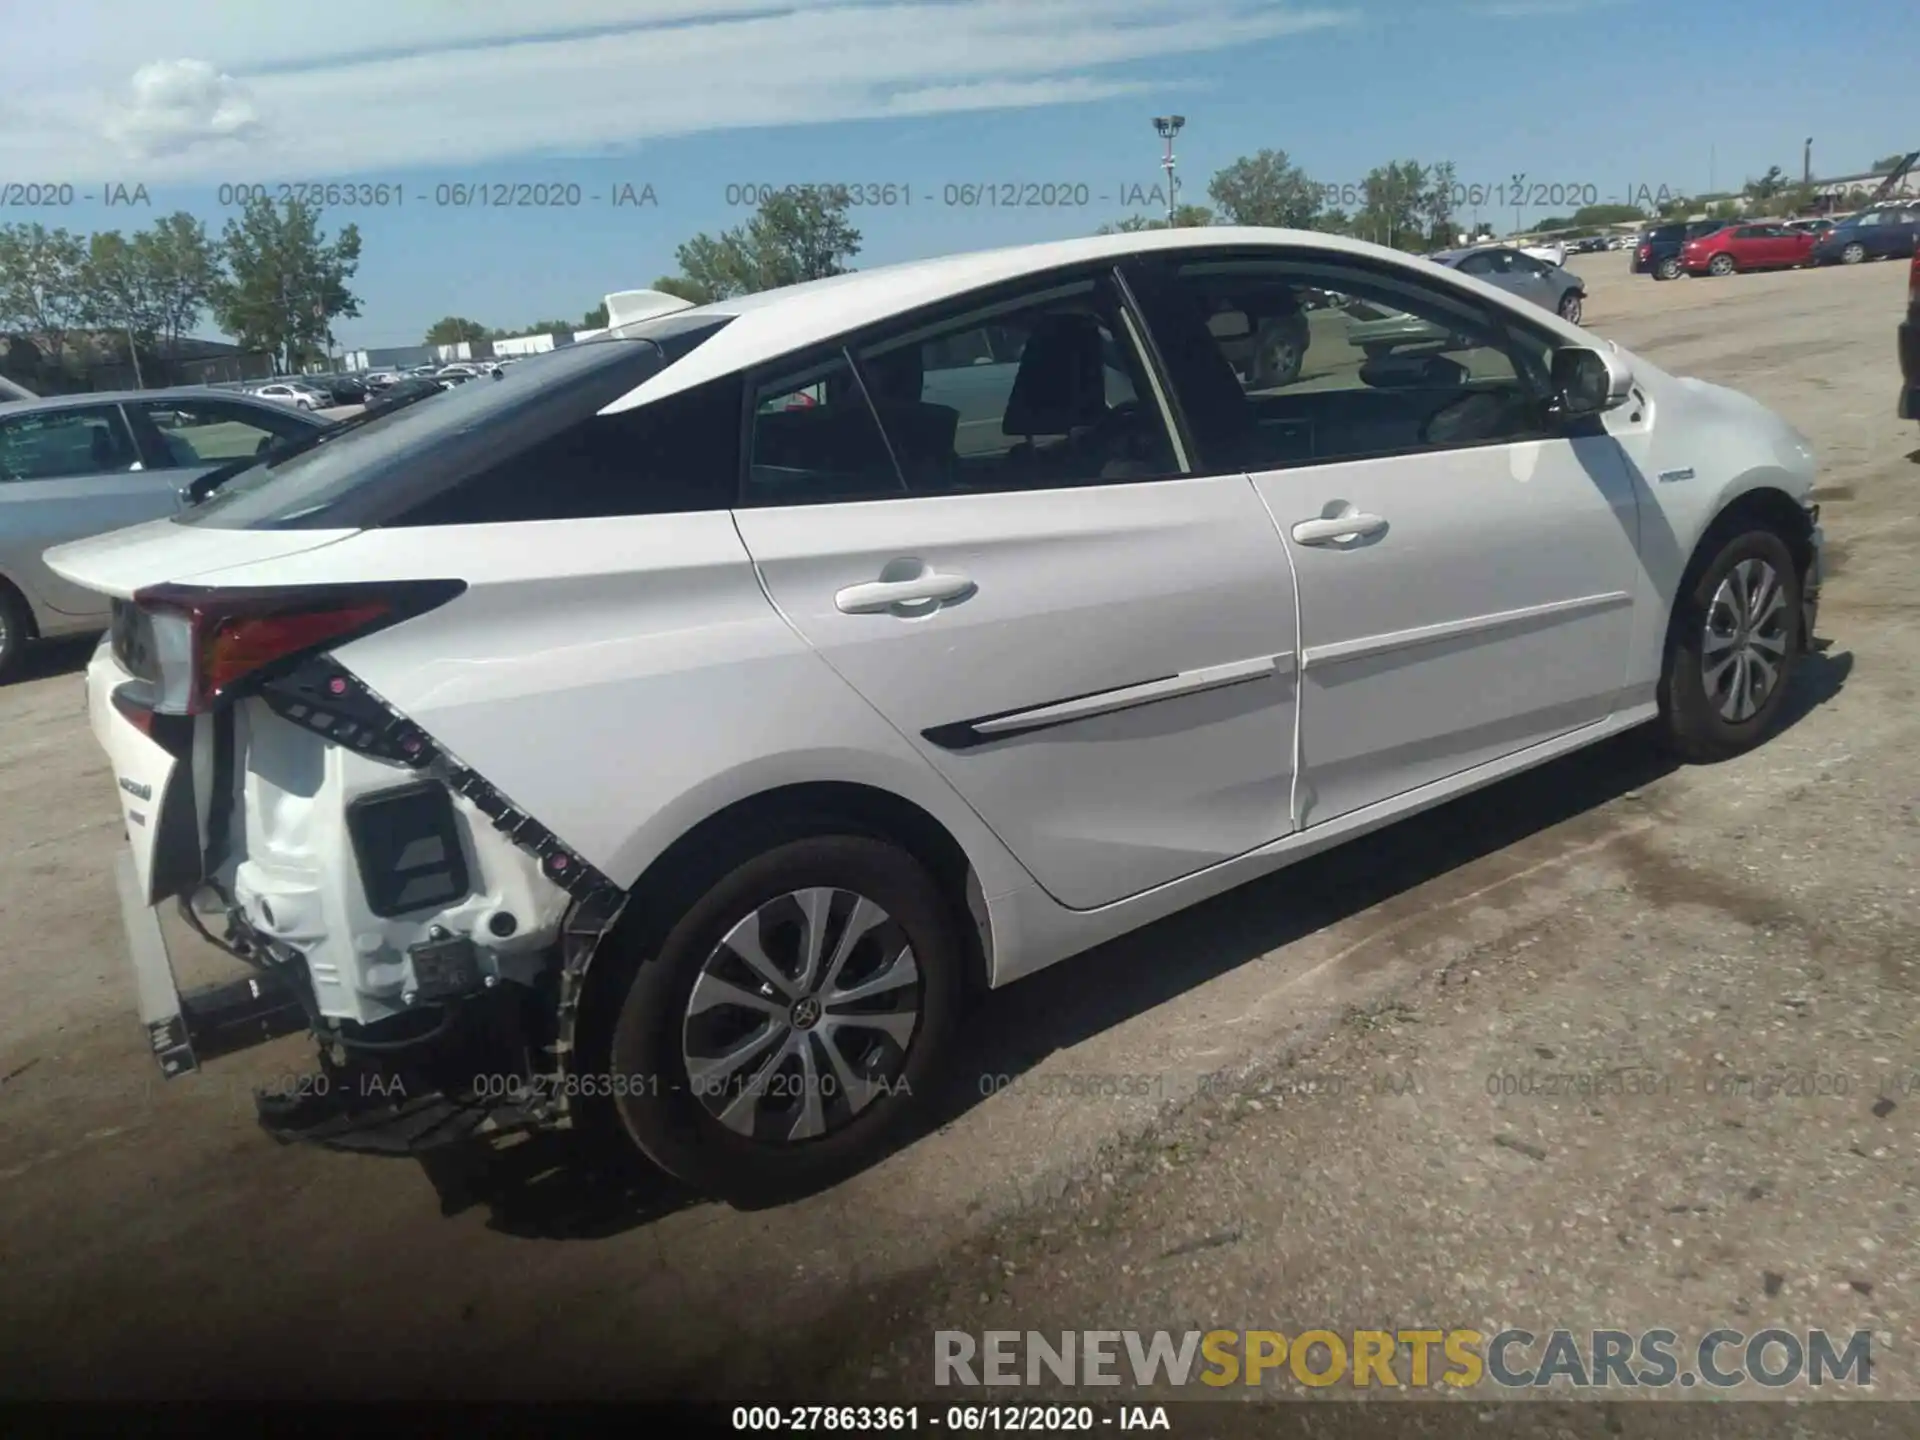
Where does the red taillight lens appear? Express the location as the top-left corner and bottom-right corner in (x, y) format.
(200, 605), (390, 704)
(1910, 254), (1919, 304)
(130, 581), (464, 715)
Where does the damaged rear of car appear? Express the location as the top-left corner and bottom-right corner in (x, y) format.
(50, 305), (738, 1155)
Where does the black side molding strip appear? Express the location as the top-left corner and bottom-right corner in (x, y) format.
(923, 654), (1290, 752)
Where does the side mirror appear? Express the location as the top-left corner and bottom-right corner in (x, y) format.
(1549, 345), (1631, 418)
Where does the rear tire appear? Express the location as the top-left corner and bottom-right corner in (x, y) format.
(1707, 253), (1735, 276)
(1655, 257), (1681, 280)
(603, 834), (962, 1205)
(1840, 243), (1865, 265)
(1657, 528), (1803, 763)
(0, 582), (30, 683)
(1558, 291), (1584, 323)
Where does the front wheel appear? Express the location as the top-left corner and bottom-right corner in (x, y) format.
(1658, 529), (1803, 763)
(604, 834), (963, 1204)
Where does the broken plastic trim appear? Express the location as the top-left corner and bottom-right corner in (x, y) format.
(257, 656), (620, 907)
(256, 654), (629, 1126)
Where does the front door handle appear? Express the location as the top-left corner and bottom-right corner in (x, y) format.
(1292, 512), (1387, 545)
(835, 567), (976, 615)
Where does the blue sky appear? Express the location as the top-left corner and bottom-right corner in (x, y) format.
(7, 0), (1911, 350)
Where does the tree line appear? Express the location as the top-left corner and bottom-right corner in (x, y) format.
(0, 197), (361, 386)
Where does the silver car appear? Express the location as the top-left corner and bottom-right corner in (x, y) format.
(0, 389), (330, 677)
(1429, 243), (1587, 324)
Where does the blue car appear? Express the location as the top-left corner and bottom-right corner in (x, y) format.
(1809, 204), (1920, 266)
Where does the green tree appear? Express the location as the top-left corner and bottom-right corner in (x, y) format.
(662, 188), (862, 301)
(1420, 161), (1458, 247)
(1871, 152), (1910, 174)
(1746, 165), (1788, 204)
(1707, 198), (1741, 222)
(425, 316), (489, 346)
(1095, 204), (1215, 234)
(210, 196), (362, 372)
(1206, 149), (1322, 229)
(1351, 161), (1428, 250)
(80, 231), (170, 371)
(0, 223), (90, 369)
(582, 301), (609, 328)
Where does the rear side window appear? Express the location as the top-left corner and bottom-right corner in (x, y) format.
(180, 311), (733, 529)
(390, 373), (743, 525)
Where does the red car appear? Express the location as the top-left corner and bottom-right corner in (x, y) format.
(1681, 222), (1816, 276)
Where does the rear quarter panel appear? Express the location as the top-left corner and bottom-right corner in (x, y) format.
(223, 513), (1037, 901)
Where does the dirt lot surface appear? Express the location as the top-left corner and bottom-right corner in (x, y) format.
(0, 251), (1914, 1419)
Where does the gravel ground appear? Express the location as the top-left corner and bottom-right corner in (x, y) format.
(0, 251), (1913, 1422)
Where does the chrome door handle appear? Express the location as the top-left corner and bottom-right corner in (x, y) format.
(1292, 512), (1387, 545)
(834, 568), (976, 614)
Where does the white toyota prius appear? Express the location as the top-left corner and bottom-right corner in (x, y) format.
(46, 227), (1823, 1203)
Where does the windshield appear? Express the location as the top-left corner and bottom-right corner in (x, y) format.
(179, 310), (731, 529)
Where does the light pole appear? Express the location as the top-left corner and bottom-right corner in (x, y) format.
(1153, 115), (1185, 225)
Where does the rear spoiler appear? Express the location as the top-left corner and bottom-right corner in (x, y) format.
(604, 289), (695, 328)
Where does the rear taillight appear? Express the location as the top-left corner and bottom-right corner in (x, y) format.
(128, 581), (464, 716)
(1910, 253), (1919, 305)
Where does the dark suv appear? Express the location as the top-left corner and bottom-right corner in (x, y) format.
(1634, 220), (1729, 280)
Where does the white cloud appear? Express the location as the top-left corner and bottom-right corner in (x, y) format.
(0, 1), (1357, 179)
(101, 60), (263, 160)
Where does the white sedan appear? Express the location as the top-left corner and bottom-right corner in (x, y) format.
(250, 381), (328, 411)
(48, 227), (1822, 1204)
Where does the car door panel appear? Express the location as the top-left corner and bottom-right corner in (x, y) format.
(1255, 437), (1640, 824)
(734, 271), (1304, 910)
(738, 479), (1301, 910)
(0, 404), (180, 618)
(1125, 245), (1643, 829)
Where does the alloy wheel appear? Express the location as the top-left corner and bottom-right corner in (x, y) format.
(1702, 557), (1789, 722)
(1841, 244), (1865, 264)
(1559, 293), (1583, 324)
(682, 887), (921, 1144)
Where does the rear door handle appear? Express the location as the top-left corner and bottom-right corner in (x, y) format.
(835, 568), (976, 614)
(1292, 513), (1387, 545)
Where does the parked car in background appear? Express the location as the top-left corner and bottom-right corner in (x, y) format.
(0, 389), (328, 677)
(1634, 219), (1729, 280)
(251, 381), (328, 411)
(1430, 244), (1587, 322)
(363, 371), (400, 391)
(361, 375), (450, 413)
(1680, 222), (1818, 276)
(1900, 248), (1920, 427)
(307, 375), (368, 406)
(45, 231), (1823, 1203)
(1808, 205), (1920, 266)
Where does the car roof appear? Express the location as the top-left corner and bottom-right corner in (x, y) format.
(0, 385), (307, 414)
(605, 225), (1552, 410)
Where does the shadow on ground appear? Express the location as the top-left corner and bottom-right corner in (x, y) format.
(330, 649), (1855, 1236)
